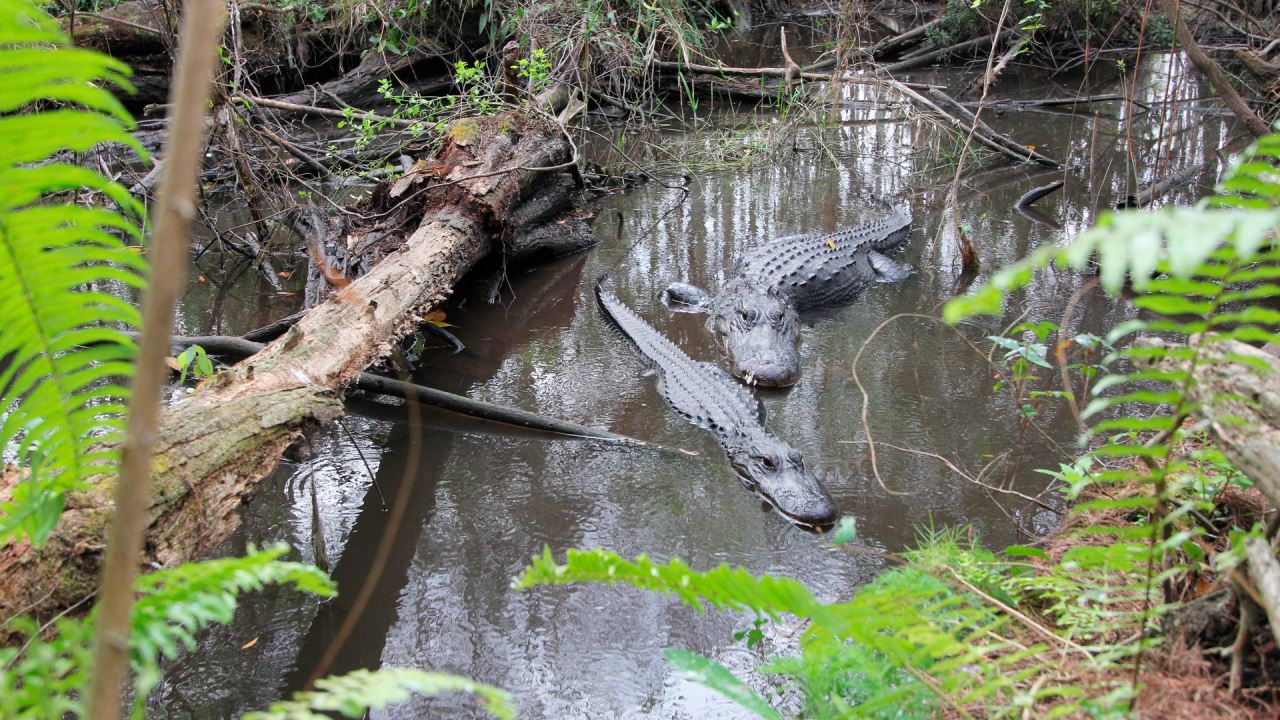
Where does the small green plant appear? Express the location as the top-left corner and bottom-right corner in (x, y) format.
(512, 47), (552, 93)
(706, 14), (732, 32)
(173, 344), (214, 384)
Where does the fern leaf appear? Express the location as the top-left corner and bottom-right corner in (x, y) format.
(242, 668), (516, 720)
(128, 545), (336, 708)
(514, 547), (836, 627)
(0, 0), (145, 544)
(1, 546), (335, 719)
(664, 649), (781, 719)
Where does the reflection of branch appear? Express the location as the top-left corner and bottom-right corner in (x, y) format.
(846, 440), (1060, 513)
(851, 313), (1075, 497)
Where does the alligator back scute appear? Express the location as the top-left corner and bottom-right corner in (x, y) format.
(596, 285), (762, 436)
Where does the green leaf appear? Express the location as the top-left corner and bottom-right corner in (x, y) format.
(243, 668), (515, 720)
(831, 516), (857, 545)
(664, 649), (780, 719)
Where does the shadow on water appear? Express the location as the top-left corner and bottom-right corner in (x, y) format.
(152, 41), (1239, 718)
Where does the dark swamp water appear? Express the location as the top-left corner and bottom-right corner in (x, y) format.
(153, 38), (1236, 718)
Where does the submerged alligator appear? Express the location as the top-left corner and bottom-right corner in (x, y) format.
(596, 281), (839, 529)
(664, 195), (913, 387)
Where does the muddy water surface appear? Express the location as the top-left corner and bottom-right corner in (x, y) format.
(154, 47), (1233, 718)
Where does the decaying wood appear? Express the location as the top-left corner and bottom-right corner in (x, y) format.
(1244, 536), (1280, 649)
(0, 102), (578, 624)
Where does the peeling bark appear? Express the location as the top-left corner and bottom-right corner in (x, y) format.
(0, 107), (574, 627)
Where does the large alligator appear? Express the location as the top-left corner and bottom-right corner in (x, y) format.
(596, 281), (839, 529)
(664, 196), (912, 387)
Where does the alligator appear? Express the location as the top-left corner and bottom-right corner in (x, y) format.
(663, 196), (913, 387)
(596, 281), (839, 529)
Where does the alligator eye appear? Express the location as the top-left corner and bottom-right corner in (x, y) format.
(760, 456), (777, 471)
(738, 307), (753, 322)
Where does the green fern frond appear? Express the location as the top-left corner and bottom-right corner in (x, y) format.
(664, 649), (781, 720)
(1, 546), (335, 719)
(242, 667), (516, 720)
(129, 544), (336, 707)
(0, 0), (146, 544)
(514, 547), (835, 627)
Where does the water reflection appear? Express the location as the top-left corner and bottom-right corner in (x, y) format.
(154, 51), (1234, 718)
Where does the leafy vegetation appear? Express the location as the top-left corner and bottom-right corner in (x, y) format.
(1, 546), (334, 719)
(0, 0), (145, 544)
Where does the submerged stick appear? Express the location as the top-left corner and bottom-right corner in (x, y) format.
(1016, 179), (1065, 208)
(163, 334), (684, 452)
(1116, 162), (1205, 209)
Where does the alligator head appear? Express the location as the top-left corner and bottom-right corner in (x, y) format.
(726, 430), (838, 529)
(709, 278), (801, 387)
(664, 278), (802, 387)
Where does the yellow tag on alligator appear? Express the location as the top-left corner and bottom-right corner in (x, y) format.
(826, 238), (837, 250)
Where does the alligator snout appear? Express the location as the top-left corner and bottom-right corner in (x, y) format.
(737, 361), (798, 388)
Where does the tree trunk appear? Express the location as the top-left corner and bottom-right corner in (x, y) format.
(0, 106), (573, 628)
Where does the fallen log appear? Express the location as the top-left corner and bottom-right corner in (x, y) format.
(162, 334), (669, 448)
(0, 95), (580, 623)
